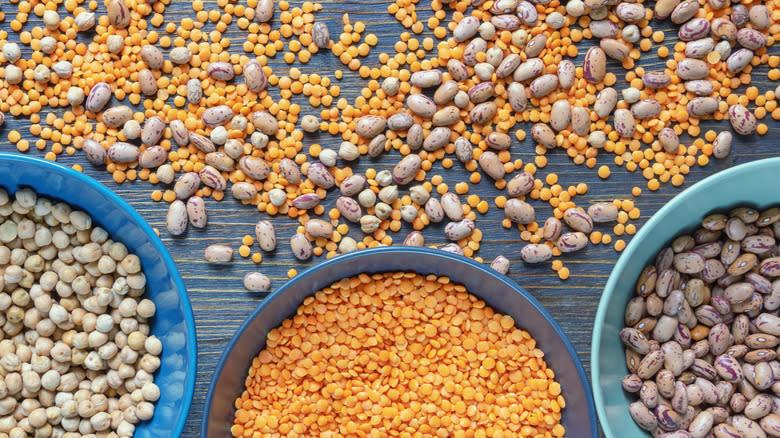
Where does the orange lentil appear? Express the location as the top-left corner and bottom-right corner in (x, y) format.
(233, 272), (565, 437)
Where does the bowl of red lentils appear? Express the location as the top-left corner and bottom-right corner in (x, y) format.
(202, 246), (596, 437)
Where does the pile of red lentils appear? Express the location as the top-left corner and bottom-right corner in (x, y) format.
(0, 0), (777, 282)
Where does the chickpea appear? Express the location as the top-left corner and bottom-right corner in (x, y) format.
(135, 402), (154, 421)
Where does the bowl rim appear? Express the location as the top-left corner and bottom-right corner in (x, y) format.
(201, 245), (597, 436)
(0, 153), (198, 437)
(591, 157), (780, 436)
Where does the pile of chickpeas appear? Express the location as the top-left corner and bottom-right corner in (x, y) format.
(0, 187), (161, 438)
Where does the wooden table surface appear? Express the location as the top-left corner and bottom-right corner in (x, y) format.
(1, 0), (779, 435)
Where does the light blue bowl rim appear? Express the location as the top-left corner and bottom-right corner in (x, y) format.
(591, 157), (780, 436)
(202, 245), (597, 436)
(0, 153), (197, 437)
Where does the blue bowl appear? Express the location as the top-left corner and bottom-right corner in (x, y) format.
(592, 157), (780, 437)
(0, 153), (196, 437)
(202, 246), (597, 437)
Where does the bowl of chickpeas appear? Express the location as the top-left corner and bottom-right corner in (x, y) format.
(0, 153), (196, 437)
(202, 246), (597, 437)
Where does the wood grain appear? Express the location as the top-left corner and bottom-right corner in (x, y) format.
(1, 0), (778, 435)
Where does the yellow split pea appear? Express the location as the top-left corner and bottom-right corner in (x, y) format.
(232, 272), (566, 437)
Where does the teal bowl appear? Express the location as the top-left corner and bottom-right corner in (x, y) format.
(0, 153), (197, 437)
(592, 157), (780, 437)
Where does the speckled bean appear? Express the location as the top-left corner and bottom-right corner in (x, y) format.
(243, 60), (268, 92)
(583, 47), (607, 83)
(137, 146), (167, 168)
(551, 61), (576, 91)
(594, 87), (618, 118)
(251, 111), (278, 136)
(453, 16), (479, 42)
(101, 106), (133, 128)
(529, 74), (558, 98)
(504, 199), (535, 223)
(202, 105), (233, 127)
(513, 58), (544, 82)
(174, 172), (200, 200)
(207, 62), (235, 81)
(106, 0), (130, 28)
(521, 244), (553, 263)
(462, 38), (487, 66)
(423, 127), (451, 151)
(468, 82), (495, 104)
(237, 156), (270, 181)
(444, 219), (474, 241)
(355, 115), (386, 138)
(517, 1), (538, 25)
(687, 97), (719, 117)
(685, 80), (715, 96)
(446, 59), (469, 81)
(677, 58), (710, 80)
(140, 116), (164, 146)
(557, 232), (588, 253)
(658, 128), (680, 153)
(424, 198), (445, 223)
(685, 38), (715, 58)
(85, 82), (112, 112)
(478, 151), (504, 180)
(388, 112), (414, 131)
(339, 175), (366, 197)
(406, 94), (437, 118)
(729, 104), (757, 135)
(305, 162), (334, 188)
(288, 195), (319, 214)
(543, 217), (562, 241)
(393, 154), (422, 185)
(679, 18), (711, 41)
(507, 83), (527, 112)
(187, 78), (202, 104)
(490, 255), (510, 274)
(433, 81), (459, 105)
(588, 202), (619, 222)
(290, 233), (312, 260)
(726, 48), (754, 73)
(518, 120), (549, 145)
(571, 107), (590, 136)
(453, 137), (472, 163)
(230, 182), (257, 200)
(590, 19), (619, 38)
(469, 101), (498, 124)
(304, 219), (333, 238)
(563, 208), (594, 233)
(616, 2), (645, 22)
(524, 33), (547, 58)
(410, 70), (442, 88)
(406, 124), (424, 150)
(749, 5), (770, 30)
(631, 99), (662, 119)
(139, 45), (163, 70)
(600, 38), (630, 60)
(199, 165), (227, 190)
(485, 132), (511, 150)
(82, 139), (106, 166)
(107, 142), (139, 163)
(166, 200), (188, 236)
(505, 173), (533, 198)
(548, 100), (571, 132)
(138, 69), (157, 96)
(335, 197), (361, 223)
(643, 71), (672, 89)
(402, 231), (424, 247)
(674, 252), (706, 274)
(613, 109), (636, 138)
(431, 106), (460, 127)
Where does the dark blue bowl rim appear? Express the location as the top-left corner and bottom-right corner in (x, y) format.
(0, 153), (197, 437)
(201, 246), (597, 436)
